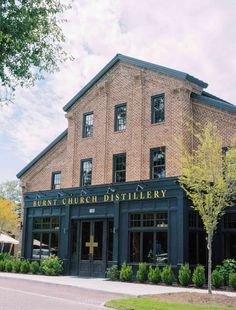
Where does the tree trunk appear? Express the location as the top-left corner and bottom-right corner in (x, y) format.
(207, 233), (212, 294)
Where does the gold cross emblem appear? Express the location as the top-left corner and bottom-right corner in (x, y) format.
(85, 235), (98, 255)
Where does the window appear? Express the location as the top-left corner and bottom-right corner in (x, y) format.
(224, 213), (236, 229)
(151, 94), (165, 123)
(113, 153), (126, 183)
(51, 172), (61, 189)
(32, 217), (59, 259)
(83, 112), (94, 138)
(150, 147), (166, 179)
(115, 104), (127, 131)
(129, 213), (168, 264)
(80, 159), (92, 186)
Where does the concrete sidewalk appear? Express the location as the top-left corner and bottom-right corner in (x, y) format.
(1, 272), (236, 297)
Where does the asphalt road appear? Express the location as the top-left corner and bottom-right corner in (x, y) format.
(0, 277), (127, 310)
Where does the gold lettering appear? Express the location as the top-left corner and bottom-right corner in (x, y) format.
(91, 196), (97, 203)
(42, 200), (47, 206)
(154, 191), (159, 199)
(68, 197), (73, 205)
(86, 196), (91, 203)
(104, 195), (110, 202)
(33, 201), (37, 207)
(140, 191), (145, 199)
(47, 200), (52, 206)
(133, 192), (138, 200)
(62, 198), (67, 205)
(128, 192), (132, 200)
(37, 200), (42, 207)
(115, 193), (120, 201)
(121, 193), (126, 200)
(74, 197), (79, 204)
(53, 199), (57, 206)
(161, 190), (167, 198)
(146, 191), (152, 199)
(110, 194), (114, 202)
(80, 197), (85, 204)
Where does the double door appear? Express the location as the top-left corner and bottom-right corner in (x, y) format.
(79, 220), (107, 277)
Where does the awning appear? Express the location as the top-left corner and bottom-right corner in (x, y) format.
(0, 233), (19, 245)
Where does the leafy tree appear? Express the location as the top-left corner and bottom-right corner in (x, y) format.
(0, 180), (21, 204)
(0, 198), (19, 233)
(0, 180), (21, 215)
(0, 0), (71, 104)
(179, 122), (236, 294)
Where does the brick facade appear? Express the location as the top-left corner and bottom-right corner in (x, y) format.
(19, 58), (236, 192)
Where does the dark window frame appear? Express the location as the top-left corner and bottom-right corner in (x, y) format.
(151, 93), (165, 124)
(51, 171), (61, 190)
(150, 147), (166, 179)
(113, 153), (126, 183)
(128, 212), (168, 264)
(114, 103), (127, 132)
(82, 111), (94, 138)
(80, 158), (93, 187)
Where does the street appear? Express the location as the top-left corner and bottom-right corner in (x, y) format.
(0, 277), (127, 310)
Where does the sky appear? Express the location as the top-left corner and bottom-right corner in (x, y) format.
(1, 0), (236, 183)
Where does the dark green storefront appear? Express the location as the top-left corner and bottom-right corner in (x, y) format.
(21, 177), (236, 277)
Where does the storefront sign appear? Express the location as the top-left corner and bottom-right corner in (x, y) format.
(32, 189), (167, 207)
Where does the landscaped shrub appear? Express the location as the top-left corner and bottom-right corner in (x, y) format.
(136, 263), (148, 283)
(178, 263), (191, 287)
(40, 256), (63, 276)
(148, 266), (161, 284)
(12, 260), (21, 273)
(0, 260), (5, 271)
(30, 261), (40, 274)
(161, 266), (174, 285)
(216, 259), (236, 285)
(119, 262), (132, 282)
(5, 260), (13, 272)
(20, 260), (30, 274)
(211, 270), (224, 289)
(0, 253), (11, 261)
(106, 265), (119, 281)
(192, 265), (205, 288)
(229, 273), (236, 290)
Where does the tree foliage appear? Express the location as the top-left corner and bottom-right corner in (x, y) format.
(0, 180), (21, 205)
(179, 122), (236, 293)
(0, 198), (19, 233)
(0, 0), (71, 103)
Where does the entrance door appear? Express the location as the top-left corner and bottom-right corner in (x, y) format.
(79, 220), (106, 277)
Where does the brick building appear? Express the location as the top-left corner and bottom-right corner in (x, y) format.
(17, 54), (236, 276)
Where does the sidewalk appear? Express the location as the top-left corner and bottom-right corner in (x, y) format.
(1, 272), (236, 297)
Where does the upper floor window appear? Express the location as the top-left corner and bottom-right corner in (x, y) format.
(113, 153), (126, 183)
(115, 104), (127, 131)
(151, 94), (165, 124)
(80, 159), (92, 186)
(150, 147), (166, 179)
(51, 172), (61, 190)
(83, 112), (94, 138)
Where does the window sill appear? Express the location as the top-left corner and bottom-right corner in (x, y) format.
(151, 121), (165, 127)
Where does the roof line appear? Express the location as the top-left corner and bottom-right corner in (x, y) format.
(16, 129), (68, 178)
(191, 93), (236, 114)
(63, 54), (208, 112)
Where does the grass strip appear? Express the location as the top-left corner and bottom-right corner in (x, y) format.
(105, 297), (236, 310)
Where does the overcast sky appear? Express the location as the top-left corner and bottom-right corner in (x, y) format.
(1, 0), (236, 183)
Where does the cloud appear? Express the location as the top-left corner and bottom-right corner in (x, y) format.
(0, 0), (236, 181)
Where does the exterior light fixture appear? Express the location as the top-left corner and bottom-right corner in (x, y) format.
(107, 187), (115, 194)
(81, 189), (88, 196)
(136, 184), (143, 192)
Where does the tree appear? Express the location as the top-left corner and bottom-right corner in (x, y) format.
(0, 0), (71, 104)
(179, 122), (236, 294)
(0, 180), (21, 204)
(0, 198), (19, 233)
(0, 180), (21, 215)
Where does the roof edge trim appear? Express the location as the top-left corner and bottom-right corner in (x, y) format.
(16, 129), (68, 179)
(63, 54), (208, 112)
(191, 93), (236, 114)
